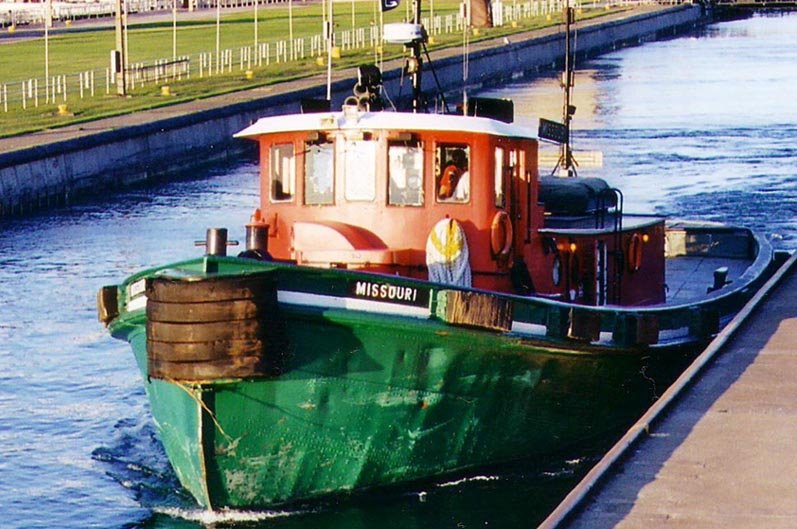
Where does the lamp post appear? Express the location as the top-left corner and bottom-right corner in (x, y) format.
(44, 0), (50, 101)
(172, 0), (177, 60)
(289, 0), (294, 60)
(326, 0), (333, 101)
(216, 0), (221, 73)
(114, 0), (127, 95)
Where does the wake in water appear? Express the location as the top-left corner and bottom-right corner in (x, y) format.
(152, 507), (310, 525)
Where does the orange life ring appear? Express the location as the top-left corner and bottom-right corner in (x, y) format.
(627, 233), (643, 272)
(438, 164), (462, 199)
(490, 211), (513, 259)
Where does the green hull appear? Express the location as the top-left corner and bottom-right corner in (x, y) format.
(123, 308), (678, 508)
(104, 247), (773, 508)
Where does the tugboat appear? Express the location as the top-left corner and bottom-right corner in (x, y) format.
(98, 4), (776, 510)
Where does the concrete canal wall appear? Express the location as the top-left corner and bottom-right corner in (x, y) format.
(0, 4), (706, 217)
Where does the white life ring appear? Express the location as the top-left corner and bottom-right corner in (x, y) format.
(426, 218), (472, 287)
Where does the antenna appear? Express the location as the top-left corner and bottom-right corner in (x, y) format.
(560, 5), (577, 177)
(384, 5), (427, 111)
(410, 0), (425, 112)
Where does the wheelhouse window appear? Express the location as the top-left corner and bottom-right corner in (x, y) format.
(304, 140), (334, 205)
(343, 138), (377, 202)
(270, 143), (295, 202)
(436, 144), (470, 203)
(388, 142), (424, 206)
(494, 147), (505, 208)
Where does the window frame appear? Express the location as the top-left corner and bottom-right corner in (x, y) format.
(303, 139), (335, 206)
(387, 140), (425, 207)
(435, 143), (471, 204)
(269, 142), (296, 203)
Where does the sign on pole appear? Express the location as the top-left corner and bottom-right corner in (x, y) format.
(538, 118), (568, 144)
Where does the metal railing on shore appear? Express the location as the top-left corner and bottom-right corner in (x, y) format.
(0, 0), (677, 115)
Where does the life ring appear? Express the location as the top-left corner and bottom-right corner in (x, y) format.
(438, 164), (462, 199)
(426, 218), (472, 287)
(490, 211), (513, 259)
(627, 233), (643, 272)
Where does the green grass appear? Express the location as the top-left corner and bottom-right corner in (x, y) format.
(0, 3), (625, 138)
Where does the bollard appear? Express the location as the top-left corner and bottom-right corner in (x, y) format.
(246, 224), (269, 253)
(195, 228), (239, 257)
(205, 228), (228, 256)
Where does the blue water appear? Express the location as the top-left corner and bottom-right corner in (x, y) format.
(2, 12), (797, 529)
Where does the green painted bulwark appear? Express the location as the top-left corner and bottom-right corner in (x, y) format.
(110, 261), (709, 508)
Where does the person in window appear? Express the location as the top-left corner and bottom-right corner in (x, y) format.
(438, 149), (469, 201)
(272, 179), (291, 200)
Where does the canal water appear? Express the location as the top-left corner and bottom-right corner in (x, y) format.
(2, 12), (797, 529)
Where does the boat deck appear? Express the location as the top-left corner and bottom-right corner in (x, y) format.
(665, 255), (752, 304)
(540, 252), (797, 529)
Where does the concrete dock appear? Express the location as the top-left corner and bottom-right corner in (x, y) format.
(541, 252), (797, 529)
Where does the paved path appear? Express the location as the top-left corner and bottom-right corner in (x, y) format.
(542, 252), (797, 528)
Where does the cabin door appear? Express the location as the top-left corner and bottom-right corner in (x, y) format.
(579, 240), (607, 306)
(596, 241), (608, 305)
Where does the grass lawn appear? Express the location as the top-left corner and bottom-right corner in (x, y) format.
(0, 2), (624, 138)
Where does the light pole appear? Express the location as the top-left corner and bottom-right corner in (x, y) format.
(172, 0), (177, 60)
(216, 0), (221, 73)
(289, 0), (294, 60)
(44, 0), (50, 101)
(114, 0), (127, 95)
(326, 0), (333, 101)
(254, 0), (258, 51)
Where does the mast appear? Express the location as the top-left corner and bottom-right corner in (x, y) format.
(410, 0), (424, 112)
(560, 5), (576, 176)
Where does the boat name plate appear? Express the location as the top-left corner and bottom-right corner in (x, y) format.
(350, 280), (430, 308)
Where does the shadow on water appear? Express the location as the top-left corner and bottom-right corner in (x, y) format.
(119, 450), (608, 529)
